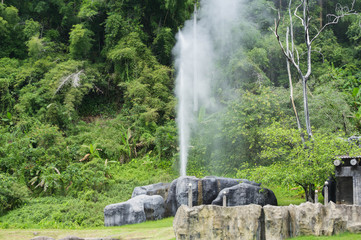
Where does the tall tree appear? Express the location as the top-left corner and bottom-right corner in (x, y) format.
(272, 0), (357, 140)
(271, 0), (357, 201)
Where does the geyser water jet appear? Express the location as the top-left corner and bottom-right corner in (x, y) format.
(174, 0), (245, 176)
(177, 31), (189, 177)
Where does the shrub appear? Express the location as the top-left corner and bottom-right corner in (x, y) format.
(0, 174), (29, 214)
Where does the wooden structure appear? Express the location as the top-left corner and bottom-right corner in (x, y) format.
(334, 155), (361, 205)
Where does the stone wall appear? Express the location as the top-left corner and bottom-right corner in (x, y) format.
(173, 202), (361, 240)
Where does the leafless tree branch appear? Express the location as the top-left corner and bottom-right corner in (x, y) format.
(311, 0), (357, 43)
(272, 0), (357, 139)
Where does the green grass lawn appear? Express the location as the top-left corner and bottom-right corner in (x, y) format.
(2, 219), (359, 240)
(290, 232), (361, 239)
(0, 217), (175, 240)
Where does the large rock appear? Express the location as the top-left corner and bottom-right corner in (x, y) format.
(30, 237), (55, 240)
(174, 202), (361, 239)
(202, 176), (260, 204)
(165, 176), (199, 217)
(59, 237), (84, 240)
(291, 202), (349, 236)
(83, 238), (120, 240)
(104, 195), (164, 226)
(173, 204), (263, 240)
(131, 182), (171, 200)
(212, 182), (277, 206)
(263, 202), (350, 238)
(263, 205), (295, 240)
(165, 176), (261, 216)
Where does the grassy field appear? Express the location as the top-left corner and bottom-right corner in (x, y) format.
(1, 218), (360, 240)
(290, 233), (361, 239)
(0, 217), (175, 240)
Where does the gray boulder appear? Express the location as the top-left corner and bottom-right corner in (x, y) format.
(202, 176), (260, 204)
(165, 176), (260, 216)
(83, 238), (120, 240)
(104, 195), (164, 226)
(131, 182), (170, 200)
(212, 182), (277, 206)
(59, 237), (84, 240)
(165, 176), (199, 217)
(30, 237), (55, 240)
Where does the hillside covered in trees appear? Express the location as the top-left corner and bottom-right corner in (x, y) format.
(1, 0), (361, 227)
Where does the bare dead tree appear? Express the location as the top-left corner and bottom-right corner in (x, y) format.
(271, 0), (357, 202)
(271, 0), (357, 140)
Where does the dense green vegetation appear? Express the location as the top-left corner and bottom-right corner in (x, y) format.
(1, 0), (361, 233)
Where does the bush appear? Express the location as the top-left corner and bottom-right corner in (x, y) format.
(0, 174), (29, 214)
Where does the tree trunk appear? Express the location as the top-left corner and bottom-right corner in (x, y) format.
(287, 58), (305, 143)
(307, 183), (315, 202)
(300, 182), (315, 202)
(302, 75), (312, 139)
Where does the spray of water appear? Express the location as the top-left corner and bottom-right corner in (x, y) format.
(174, 0), (250, 176)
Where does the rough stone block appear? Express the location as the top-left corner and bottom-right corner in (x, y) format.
(104, 195), (164, 226)
(173, 204), (263, 240)
(132, 182), (171, 200)
(30, 237), (56, 240)
(212, 183), (277, 207)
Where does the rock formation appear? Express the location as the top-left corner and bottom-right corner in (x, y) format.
(104, 176), (276, 226)
(212, 182), (277, 207)
(131, 182), (171, 200)
(165, 176), (267, 216)
(173, 202), (361, 240)
(104, 195), (164, 226)
(58, 237), (84, 240)
(31, 237), (120, 240)
(30, 237), (56, 240)
(173, 204), (263, 240)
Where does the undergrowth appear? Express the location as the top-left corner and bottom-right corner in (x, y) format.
(0, 158), (175, 229)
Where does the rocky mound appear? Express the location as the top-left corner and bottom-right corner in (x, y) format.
(104, 176), (277, 226)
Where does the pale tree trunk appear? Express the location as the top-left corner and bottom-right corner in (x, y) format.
(302, 75), (312, 139)
(286, 26), (304, 143)
(303, 0), (313, 139)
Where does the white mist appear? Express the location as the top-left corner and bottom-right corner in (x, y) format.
(174, 0), (245, 176)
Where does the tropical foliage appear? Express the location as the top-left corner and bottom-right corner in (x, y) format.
(0, 0), (361, 226)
